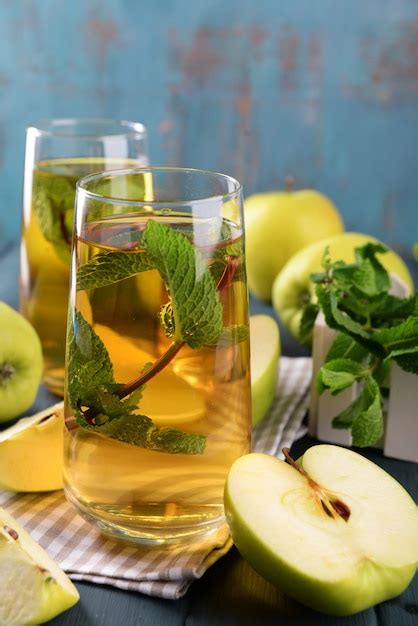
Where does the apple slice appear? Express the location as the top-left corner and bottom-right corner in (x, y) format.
(250, 315), (280, 426)
(0, 507), (79, 625)
(0, 402), (64, 492)
(94, 324), (205, 426)
(225, 445), (418, 616)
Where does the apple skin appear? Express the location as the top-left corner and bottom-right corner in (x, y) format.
(0, 506), (79, 624)
(250, 315), (280, 426)
(272, 232), (414, 340)
(0, 402), (64, 492)
(224, 448), (417, 616)
(0, 302), (43, 423)
(244, 189), (344, 301)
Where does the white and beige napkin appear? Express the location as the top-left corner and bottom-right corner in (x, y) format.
(0, 356), (311, 600)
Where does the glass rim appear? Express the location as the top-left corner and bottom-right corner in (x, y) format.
(26, 117), (147, 140)
(76, 166), (243, 207)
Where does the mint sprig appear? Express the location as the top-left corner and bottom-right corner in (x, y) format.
(304, 244), (417, 447)
(69, 220), (246, 454)
(68, 311), (206, 454)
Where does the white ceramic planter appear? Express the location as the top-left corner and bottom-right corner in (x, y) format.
(309, 275), (418, 463)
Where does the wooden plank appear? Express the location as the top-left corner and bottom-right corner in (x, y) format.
(48, 582), (190, 626)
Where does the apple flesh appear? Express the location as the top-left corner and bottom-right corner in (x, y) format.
(250, 315), (280, 426)
(244, 187), (344, 301)
(0, 507), (79, 625)
(272, 232), (414, 340)
(0, 302), (43, 423)
(225, 445), (417, 616)
(0, 402), (64, 492)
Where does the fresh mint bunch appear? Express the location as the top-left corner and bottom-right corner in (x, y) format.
(302, 243), (418, 447)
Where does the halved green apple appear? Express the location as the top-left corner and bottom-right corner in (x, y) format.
(225, 445), (418, 616)
(0, 507), (79, 625)
(0, 402), (64, 492)
(250, 315), (280, 426)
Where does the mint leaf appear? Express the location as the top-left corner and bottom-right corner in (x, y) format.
(68, 312), (206, 453)
(332, 390), (368, 429)
(332, 375), (383, 447)
(354, 243), (390, 294)
(317, 358), (369, 395)
(67, 311), (115, 421)
(142, 220), (223, 348)
(299, 303), (320, 344)
(87, 413), (206, 455)
(77, 251), (153, 291)
(351, 377), (383, 447)
(330, 292), (371, 340)
(369, 294), (416, 324)
(32, 173), (74, 263)
(388, 346), (418, 375)
(374, 316), (418, 353)
(325, 333), (368, 363)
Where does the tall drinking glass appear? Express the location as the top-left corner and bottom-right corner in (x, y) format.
(64, 167), (251, 545)
(20, 118), (148, 395)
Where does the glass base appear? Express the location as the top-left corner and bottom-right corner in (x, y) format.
(64, 488), (225, 548)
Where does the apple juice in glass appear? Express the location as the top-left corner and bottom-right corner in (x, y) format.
(20, 119), (148, 395)
(64, 167), (251, 545)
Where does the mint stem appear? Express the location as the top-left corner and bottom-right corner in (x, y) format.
(117, 341), (184, 399)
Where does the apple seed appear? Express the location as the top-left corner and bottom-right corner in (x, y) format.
(283, 448), (350, 522)
(3, 525), (18, 540)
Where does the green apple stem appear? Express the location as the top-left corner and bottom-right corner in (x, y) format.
(282, 448), (351, 522)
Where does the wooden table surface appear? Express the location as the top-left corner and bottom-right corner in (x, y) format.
(1, 243), (417, 626)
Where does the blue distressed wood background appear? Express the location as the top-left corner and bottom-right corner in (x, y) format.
(1, 0), (418, 261)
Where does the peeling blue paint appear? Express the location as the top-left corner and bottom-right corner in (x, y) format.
(0, 0), (417, 261)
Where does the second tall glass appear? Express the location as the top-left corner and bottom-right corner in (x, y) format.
(20, 118), (148, 395)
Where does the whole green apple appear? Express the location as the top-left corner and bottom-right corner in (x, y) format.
(244, 183), (344, 301)
(250, 315), (280, 426)
(0, 302), (43, 423)
(225, 445), (418, 616)
(272, 232), (414, 340)
(0, 506), (79, 624)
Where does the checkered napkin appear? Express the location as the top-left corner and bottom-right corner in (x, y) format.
(0, 356), (311, 600)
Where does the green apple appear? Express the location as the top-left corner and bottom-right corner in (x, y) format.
(272, 232), (414, 340)
(250, 315), (280, 426)
(225, 445), (418, 616)
(0, 402), (64, 492)
(0, 506), (79, 625)
(0, 303), (43, 423)
(244, 183), (344, 301)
